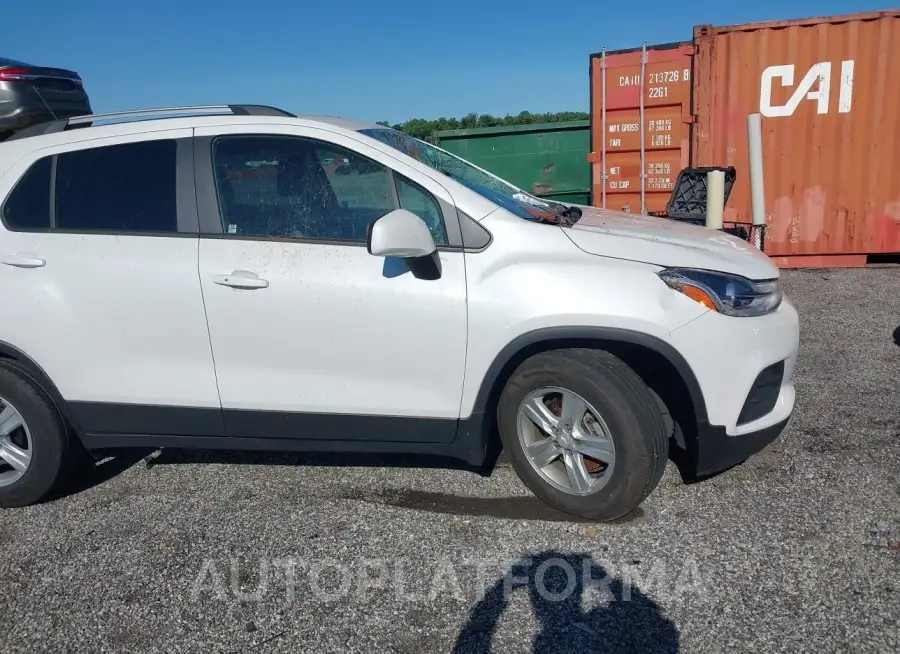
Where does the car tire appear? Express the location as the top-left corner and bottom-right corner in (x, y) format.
(0, 361), (72, 508)
(497, 348), (669, 522)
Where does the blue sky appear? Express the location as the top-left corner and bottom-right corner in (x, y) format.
(5, 0), (889, 123)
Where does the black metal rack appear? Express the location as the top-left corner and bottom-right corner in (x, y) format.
(660, 165), (767, 250)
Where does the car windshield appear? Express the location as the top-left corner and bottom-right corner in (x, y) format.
(359, 128), (581, 224)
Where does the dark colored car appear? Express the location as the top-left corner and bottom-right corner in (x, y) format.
(0, 57), (91, 140)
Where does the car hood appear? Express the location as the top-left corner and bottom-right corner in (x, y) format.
(563, 206), (778, 279)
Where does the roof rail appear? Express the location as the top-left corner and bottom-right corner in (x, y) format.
(5, 104), (296, 141)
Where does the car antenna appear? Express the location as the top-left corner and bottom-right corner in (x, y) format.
(32, 85), (58, 120)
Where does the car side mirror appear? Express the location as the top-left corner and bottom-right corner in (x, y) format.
(367, 209), (437, 259)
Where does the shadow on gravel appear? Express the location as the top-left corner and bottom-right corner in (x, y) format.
(453, 550), (679, 653)
(139, 449), (648, 523)
(149, 448), (494, 474)
(338, 488), (645, 524)
(47, 443), (505, 502)
(47, 448), (153, 502)
(893, 324), (900, 347)
(54, 447), (646, 524)
(665, 446), (724, 485)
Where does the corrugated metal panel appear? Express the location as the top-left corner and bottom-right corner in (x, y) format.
(431, 121), (590, 204)
(588, 43), (693, 214)
(692, 10), (900, 260)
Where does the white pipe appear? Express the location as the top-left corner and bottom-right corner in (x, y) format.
(638, 42), (647, 214)
(706, 170), (725, 229)
(747, 113), (766, 227)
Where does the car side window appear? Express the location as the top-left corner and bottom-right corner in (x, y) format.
(316, 146), (395, 213)
(211, 135), (395, 242)
(2, 157), (52, 230)
(395, 174), (448, 246)
(55, 140), (178, 232)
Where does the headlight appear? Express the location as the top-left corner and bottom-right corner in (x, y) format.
(657, 268), (782, 317)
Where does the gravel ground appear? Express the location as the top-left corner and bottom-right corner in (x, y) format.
(1, 267), (898, 653)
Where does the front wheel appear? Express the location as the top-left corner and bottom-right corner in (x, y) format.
(497, 348), (669, 521)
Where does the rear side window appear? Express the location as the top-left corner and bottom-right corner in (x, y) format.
(55, 140), (177, 232)
(2, 158), (51, 230)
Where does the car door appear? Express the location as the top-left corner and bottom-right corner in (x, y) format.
(0, 130), (223, 438)
(193, 125), (468, 442)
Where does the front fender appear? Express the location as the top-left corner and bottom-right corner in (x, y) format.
(465, 326), (709, 424)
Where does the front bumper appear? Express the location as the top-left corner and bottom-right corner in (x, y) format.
(665, 297), (800, 475)
(693, 415), (790, 476)
(666, 298), (799, 434)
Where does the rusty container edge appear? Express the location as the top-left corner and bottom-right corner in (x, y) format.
(589, 9), (900, 266)
(692, 10), (900, 262)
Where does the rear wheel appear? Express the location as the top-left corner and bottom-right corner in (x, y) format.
(0, 362), (71, 508)
(497, 348), (669, 521)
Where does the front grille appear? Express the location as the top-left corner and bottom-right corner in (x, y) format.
(737, 361), (784, 425)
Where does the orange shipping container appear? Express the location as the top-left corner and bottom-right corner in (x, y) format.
(588, 10), (900, 267)
(692, 10), (900, 267)
(588, 43), (693, 215)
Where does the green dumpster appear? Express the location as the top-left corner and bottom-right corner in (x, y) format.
(430, 120), (591, 206)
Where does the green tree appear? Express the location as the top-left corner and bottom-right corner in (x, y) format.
(458, 113), (478, 129)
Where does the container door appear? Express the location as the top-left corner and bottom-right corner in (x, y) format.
(589, 44), (694, 214)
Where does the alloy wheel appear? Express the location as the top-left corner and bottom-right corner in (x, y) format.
(516, 386), (616, 495)
(0, 397), (32, 487)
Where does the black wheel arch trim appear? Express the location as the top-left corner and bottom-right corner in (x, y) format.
(0, 340), (82, 432)
(469, 326), (709, 424)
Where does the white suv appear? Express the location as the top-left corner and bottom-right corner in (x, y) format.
(0, 105), (799, 521)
